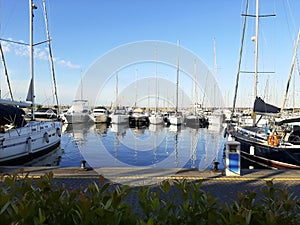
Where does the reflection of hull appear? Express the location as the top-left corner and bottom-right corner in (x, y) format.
(149, 115), (164, 125)
(169, 124), (182, 132)
(64, 123), (93, 146)
(24, 147), (62, 166)
(111, 123), (128, 136)
(149, 124), (164, 133)
(64, 114), (93, 124)
(95, 123), (108, 135)
(0, 121), (62, 165)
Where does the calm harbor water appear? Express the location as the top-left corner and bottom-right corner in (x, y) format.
(25, 121), (228, 170)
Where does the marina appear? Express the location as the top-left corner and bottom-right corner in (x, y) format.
(1, 1), (300, 224)
(10, 117), (276, 171)
(0, 0), (299, 172)
(22, 120), (226, 170)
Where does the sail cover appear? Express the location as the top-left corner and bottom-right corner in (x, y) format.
(0, 104), (26, 127)
(253, 97), (280, 114)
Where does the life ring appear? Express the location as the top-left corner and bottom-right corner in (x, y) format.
(268, 134), (278, 147)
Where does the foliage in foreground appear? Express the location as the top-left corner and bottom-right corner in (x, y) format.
(0, 172), (300, 225)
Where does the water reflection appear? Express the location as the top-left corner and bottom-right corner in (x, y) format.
(24, 118), (270, 169)
(28, 119), (227, 169)
(71, 123), (226, 170)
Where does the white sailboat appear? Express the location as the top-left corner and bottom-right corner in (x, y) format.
(169, 40), (183, 126)
(0, 0), (62, 165)
(149, 51), (164, 125)
(110, 71), (129, 124)
(185, 60), (209, 128)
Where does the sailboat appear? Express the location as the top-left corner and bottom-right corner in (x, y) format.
(184, 60), (209, 128)
(0, 0), (62, 165)
(227, 0), (300, 169)
(110, 71), (130, 124)
(169, 40), (183, 126)
(149, 50), (164, 125)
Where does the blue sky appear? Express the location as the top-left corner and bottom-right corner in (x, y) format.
(0, 0), (299, 108)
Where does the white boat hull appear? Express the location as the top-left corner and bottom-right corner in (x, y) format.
(169, 116), (183, 125)
(111, 114), (129, 124)
(0, 121), (62, 165)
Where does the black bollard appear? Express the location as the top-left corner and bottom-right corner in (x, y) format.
(81, 160), (86, 169)
(213, 161), (220, 171)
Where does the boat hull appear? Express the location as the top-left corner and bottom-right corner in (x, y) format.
(169, 116), (183, 126)
(111, 114), (129, 124)
(185, 115), (209, 128)
(129, 115), (149, 127)
(0, 121), (62, 165)
(231, 132), (300, 169)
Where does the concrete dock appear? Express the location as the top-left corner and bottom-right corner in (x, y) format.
(1, 166), (300, 204)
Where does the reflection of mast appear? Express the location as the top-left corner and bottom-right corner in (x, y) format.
(190, 128), (198, 168)
(174, 133), (179, 167)
(153, 129), (157, 163)
(114, 134), (119, 163)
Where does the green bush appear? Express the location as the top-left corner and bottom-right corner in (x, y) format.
(0, 173), (299, 225)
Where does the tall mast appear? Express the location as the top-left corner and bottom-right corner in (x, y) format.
(175, 40), (180, 113)
(42, 0), (59, 114)
(135, 68), (138, 108)
(193, 59), (197, 115)
(29, 0), (36, 120)
(115, 71), (118, 108)
(213, 38), (217, 108)
(0, 43), (14, 100)
(155, 46), (158, 112)
(231, 0), (249, 120)
(252, 0), (259, 126)
(280, 29), (300, 115)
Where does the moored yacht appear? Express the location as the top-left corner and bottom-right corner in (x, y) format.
(110, 106), (129, 124)
(129, 108), (149, 127)
(64, 100), (93, 124)
(92, 106), (110, 123)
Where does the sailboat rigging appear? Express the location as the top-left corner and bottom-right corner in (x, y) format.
(0, 0), (62, 165)
(149, 46), (164, 125)
(169, 40), (183, 126)
(227, 0), (300, 169)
